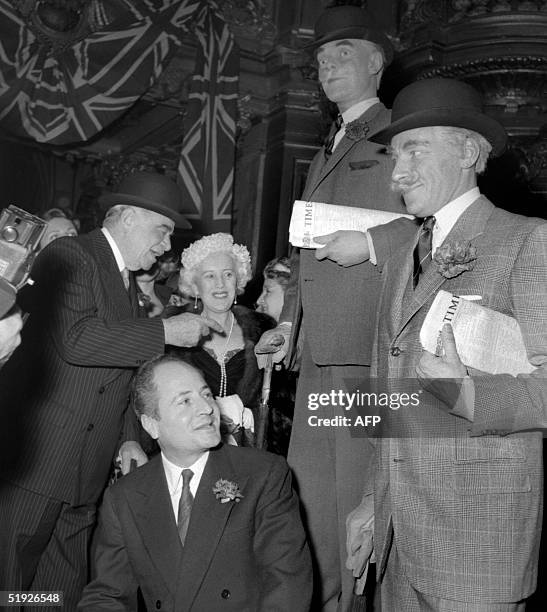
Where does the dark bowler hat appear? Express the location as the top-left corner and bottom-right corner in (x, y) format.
(99, 171), (191, 229)
(371, 78), (507, 156)
(307, 5), (394, 66)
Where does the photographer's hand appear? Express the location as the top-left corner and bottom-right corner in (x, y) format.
(0, 310), (23, 363)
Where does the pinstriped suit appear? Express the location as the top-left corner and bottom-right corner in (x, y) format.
(372, 197), (546, 607)
(0, 229), (166, 605)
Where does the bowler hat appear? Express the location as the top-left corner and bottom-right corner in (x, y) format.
(371, 78), (507, 156)
(307, 5), (394, 66)
(99, 172), (191, 229)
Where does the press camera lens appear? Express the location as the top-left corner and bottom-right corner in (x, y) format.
(1, 226), (18, 242)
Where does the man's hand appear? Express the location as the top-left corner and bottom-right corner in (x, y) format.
(163, 313), (223, 347)
(417, 323), (467, 380)
(254, 324), (291, 367)
(346, 494), (374, 582)
(118, 441), (148, 475)
(314, 230), (370, 267)
(0, 311), (23, 362)
(417, 324), (472, 416)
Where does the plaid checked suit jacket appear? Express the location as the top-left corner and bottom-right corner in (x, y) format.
(372, 196), (546, 603)
(0, 229), (165, 505)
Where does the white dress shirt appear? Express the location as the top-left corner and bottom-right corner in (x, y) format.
(431, 187), (480, 253)
(101, 227), (126, 273)
(332, 97), (380, 152)
(162, 451), (209, 522)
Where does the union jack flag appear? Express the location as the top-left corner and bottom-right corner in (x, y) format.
(177, 1), (239, 235)
(0, 0), (200, 144)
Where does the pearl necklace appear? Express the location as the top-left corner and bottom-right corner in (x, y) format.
(212, 312), (235, 397)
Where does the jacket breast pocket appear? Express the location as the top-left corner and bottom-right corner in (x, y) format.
(451, 461), (531, 494)
(349, 160), (380, 171)
(454, 435), (526, 463)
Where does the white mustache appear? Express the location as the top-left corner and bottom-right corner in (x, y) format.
(391, 181), (412, 193)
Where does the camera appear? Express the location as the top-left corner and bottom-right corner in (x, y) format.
(0, 205), (47, 317)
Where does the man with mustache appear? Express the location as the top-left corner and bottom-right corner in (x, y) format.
(79, 355), (312, 612)
(347, 78), (546, 611)
(0, 172), (222, 610)
(256, 5), (415, 610)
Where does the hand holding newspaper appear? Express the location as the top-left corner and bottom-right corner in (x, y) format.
(289, 200), (414, 248)
(420, 290), (535, 375)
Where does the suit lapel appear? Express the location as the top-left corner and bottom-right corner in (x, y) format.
(130, 458), (182, 596)
(88, 229), (134, 318)
(397, 197), (495, 334)
(175, 445), (248, 610)
(304, 103), (387, 201)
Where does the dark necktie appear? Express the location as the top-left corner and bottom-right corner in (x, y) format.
(324, 113), (343, 160)
(177, 469), (194, 546)
(413, 216), (436, 288)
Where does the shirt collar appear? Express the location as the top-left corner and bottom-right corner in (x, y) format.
(101, 227), (126, 273)
(162, 450), (209, 495)
(341, 97), (380, 126)
(433, 187), (480, 246)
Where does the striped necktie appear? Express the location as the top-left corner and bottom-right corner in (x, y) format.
(413, 216), (436, 288)
(177, 469), (194, 546)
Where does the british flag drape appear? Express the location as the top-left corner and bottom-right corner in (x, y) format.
(177, 1), (239, 234)
(0, 0), (199, 144)
(0, 0), (239, 234)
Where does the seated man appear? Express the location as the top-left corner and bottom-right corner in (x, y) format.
(79, 355), (312, 612)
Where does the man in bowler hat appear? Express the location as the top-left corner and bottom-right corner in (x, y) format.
(0, 171), (222, 610)
(256, 4), (415, 610)
(348, 77), (546, 610)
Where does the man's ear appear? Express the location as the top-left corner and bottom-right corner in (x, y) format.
(368, 49), (384, 77)
(120, 206), (136, 230)
(141, 413), (159, 440)
(461, 136), (480, 169)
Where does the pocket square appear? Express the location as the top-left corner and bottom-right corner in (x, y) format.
(349, 160), (379, 170)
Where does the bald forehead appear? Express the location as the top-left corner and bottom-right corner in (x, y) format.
(153, 360), (202, 384)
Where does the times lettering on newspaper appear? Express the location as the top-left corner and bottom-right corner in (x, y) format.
(420, 290), (535, 376)
(288, 200), (414, 249)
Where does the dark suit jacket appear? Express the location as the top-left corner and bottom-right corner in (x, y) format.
(372, 198), (546, 602)
(78, 445), (313, 612)
(0, 229), (165, 505)
(281, 103), (417, 367)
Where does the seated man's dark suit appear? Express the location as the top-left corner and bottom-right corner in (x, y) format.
(79, 444), (312, 611)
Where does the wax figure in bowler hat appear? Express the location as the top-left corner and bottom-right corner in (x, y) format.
(255, 5), (416, 610)
(347, 77), (546, 611)
(0, 171), (222, 610)
(79, 355), (313, 611)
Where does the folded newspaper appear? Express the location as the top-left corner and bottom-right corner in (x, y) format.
(420, 290), (535, 375)
(288, 200), (414, 248)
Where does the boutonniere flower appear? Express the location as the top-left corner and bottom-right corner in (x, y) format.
(432, 241), (477, 278)
(213, 479), (244, 504)
(137, 292), (151, 309)
(344, 119), (369, 141)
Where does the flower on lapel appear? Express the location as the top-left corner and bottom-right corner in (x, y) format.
(137, 292), (151, 309)
(213, 479), (243, 504)
(432, 241), (477, 278)
(344, 119), (369, 141)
